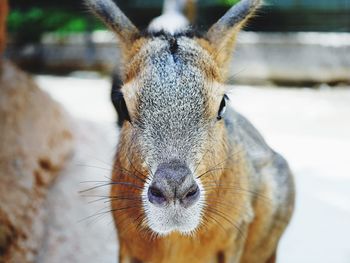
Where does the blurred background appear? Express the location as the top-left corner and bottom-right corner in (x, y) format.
(1, 0), (350, 262)
(6, 0), (350, 85)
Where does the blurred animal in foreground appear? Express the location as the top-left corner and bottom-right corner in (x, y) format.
(0, 0), (8, 55)
(86, 0), (295, 262)
(0, 1), (73, 261)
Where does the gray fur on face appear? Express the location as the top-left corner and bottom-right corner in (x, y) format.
(121, 35), (219, 235)
(127, 36), (219, 170)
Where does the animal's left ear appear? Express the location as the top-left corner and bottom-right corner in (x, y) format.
(206, 0), (261, 77)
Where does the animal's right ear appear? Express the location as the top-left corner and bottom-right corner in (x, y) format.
(85, 0), (140, 49)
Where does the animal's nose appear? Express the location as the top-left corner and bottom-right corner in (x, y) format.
(147, 160), (200, 208)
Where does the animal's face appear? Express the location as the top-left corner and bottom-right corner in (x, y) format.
(121, 34), (227, 234)
(123, 35), (224, 167)
(86, 0), (260, 236)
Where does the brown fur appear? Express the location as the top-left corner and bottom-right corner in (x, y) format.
(123, 37), (148, 82)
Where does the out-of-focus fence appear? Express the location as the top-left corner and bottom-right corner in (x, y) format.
(5, 0), (350, 84)
(6, 31), (350, 85)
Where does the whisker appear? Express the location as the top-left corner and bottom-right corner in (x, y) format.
(134, 214), (147, 234)
(87, 195), (142, 204)
(105, 196), (142, 203)
(225, 68), (247, 84)
(117, 166), (148, 183)
(79, 155), (113, 168)
(203, 210), (228, 234)
(196, 149), (245, 180)
(87, 197), (110, 204)
(126, 154), (146, 178)
(77, 163), (147, 187)
(86, 205), (140, 226)
(76, 164), (112, 172)
(80, 180), (113, 184)
(196, 138), (261, 181)
(196, 167), (232, 179)
(78, 204), (115, 223)
(79, 181), (143, 193)
(206, 207), (245, 239)
(204, 199), (255, 216)
(88, 199), (137, 226)
(204, 185), (265, 196)
(118, 130), (154, 182)
(204, 188), (271, 204)
(193, 148), (212, 175)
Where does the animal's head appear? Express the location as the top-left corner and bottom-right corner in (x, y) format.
(86, 0), (260, 236)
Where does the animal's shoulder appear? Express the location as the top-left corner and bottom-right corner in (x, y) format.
(225, 106), (294, 208)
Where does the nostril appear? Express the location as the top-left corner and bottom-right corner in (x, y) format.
(148, 186), (167, 206)
(182, 184), (200, 207)
(185, 185), (199, 198)
(150, 187), (163, 198)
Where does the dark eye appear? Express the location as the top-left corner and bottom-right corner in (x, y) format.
(217, 95), (228, 120)
(111, 89), (130, 127)
(111, 72), (131, 127)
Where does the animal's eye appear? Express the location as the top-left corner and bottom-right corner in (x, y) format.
(111, 89), (130, 127)
(217, 95), (228, 120)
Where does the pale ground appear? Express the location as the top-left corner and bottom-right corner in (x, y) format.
(35, 75), (350, 263)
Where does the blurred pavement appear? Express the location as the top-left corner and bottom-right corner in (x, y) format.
(35, 75), (350, 263)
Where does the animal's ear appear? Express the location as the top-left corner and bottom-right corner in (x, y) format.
(85, 0), (140, 49)
(206, 0), (261, 76)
